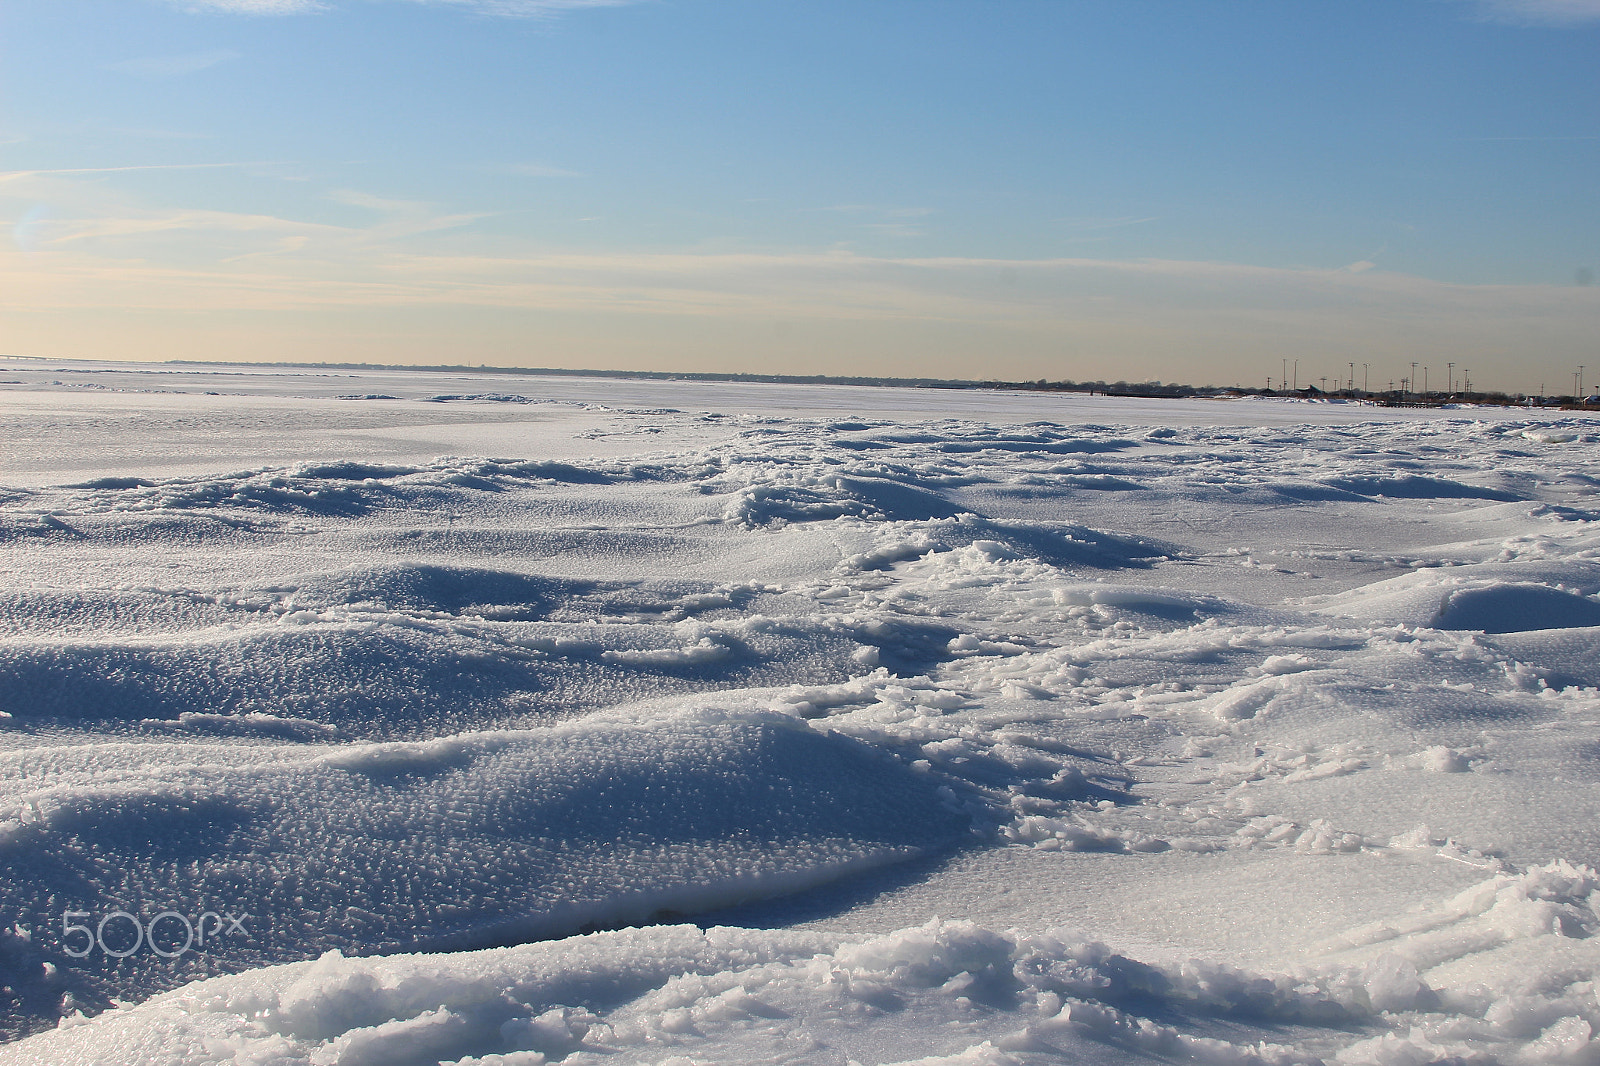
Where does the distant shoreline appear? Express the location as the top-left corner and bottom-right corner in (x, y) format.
(157, 358), (1600, 410)
(3, 354), (1595, 409)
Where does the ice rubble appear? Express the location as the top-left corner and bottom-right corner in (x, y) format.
(1, 371), (1600, 1062)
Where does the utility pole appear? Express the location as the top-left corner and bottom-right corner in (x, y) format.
(1582, 365), (1588, 398)
(1447, 362), (1454, 395)
(1410, 362), (1418, 399)
(1362, 363), (1369, 394)
(1293, 360), (1299, 391)
(1423, 366), (1429, 398)
(1463, 369), (1471, 397)
(1575, 369), (1581, 400)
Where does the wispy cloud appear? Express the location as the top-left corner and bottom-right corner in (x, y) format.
(1051, 215), (1159, 231)
(1460, 0), (1600, 24)
(823, 204), (934, 218)
(43, 209), (345, 245)
(107, 49), (241, 77)
(3, 173), (474, 263)
(170, 0), (633, 15)
(818, 204), (934, 240)
(327, 189), (431, 213)
(326, 188), (489, 239)
(404, 0), (635, 16)
(109, 127), (215, 141)
(502, 162), (583, 177)
(0, 162), (282, 183)
(862, 223), (928, 239)
(174, 0), (325, 13)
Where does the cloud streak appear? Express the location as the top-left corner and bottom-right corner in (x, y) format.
(1461, 0), (1600, 24)
(501, 162), (583, 177)
(107, 49), (241, 77)
(171, 0), (632, 15)
(175, 0), (325, 13)
(0, 163), (282, 183)
(416, 0), (635, 14)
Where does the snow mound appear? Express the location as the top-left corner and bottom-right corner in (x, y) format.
(284, 565), (570, 618)
(141, 711), (339, 740)
(1432, 582), (1600, 633)
(1311, 560), (1600, 632)
(1317, 474), (1525, 501)
(724, 474), (966, 527)
(0, 589), (866, 735)
(834, 516), (1171, 574)
(0, 705), (969, 1024)
(1488, 626), (1600, 689)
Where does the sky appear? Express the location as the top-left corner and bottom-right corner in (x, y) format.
(1, 0), (1598, 393)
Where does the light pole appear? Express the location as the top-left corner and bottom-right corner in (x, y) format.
(1447, 362), (1454, 395)
(1362, 363), (1369, 394)
(1293, 360), (1299, 391)
(1410, 362), (1418, 399)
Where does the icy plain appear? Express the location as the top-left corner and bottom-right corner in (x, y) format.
(1, 360), (1599, 1066)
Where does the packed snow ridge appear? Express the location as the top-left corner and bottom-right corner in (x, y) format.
(1, 365), (1599, 1064)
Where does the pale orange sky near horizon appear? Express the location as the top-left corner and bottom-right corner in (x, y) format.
(4, 242), (1597, 392)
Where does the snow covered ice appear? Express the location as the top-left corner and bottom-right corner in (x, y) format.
(3, 362), (1600, 1065)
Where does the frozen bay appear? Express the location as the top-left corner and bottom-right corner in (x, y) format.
(1, 361), (1599, 1065)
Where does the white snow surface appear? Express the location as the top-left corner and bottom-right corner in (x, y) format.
(3, 361), (1600, 1064)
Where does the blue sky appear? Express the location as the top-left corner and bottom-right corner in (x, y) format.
(2, 0), (1597, 391)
